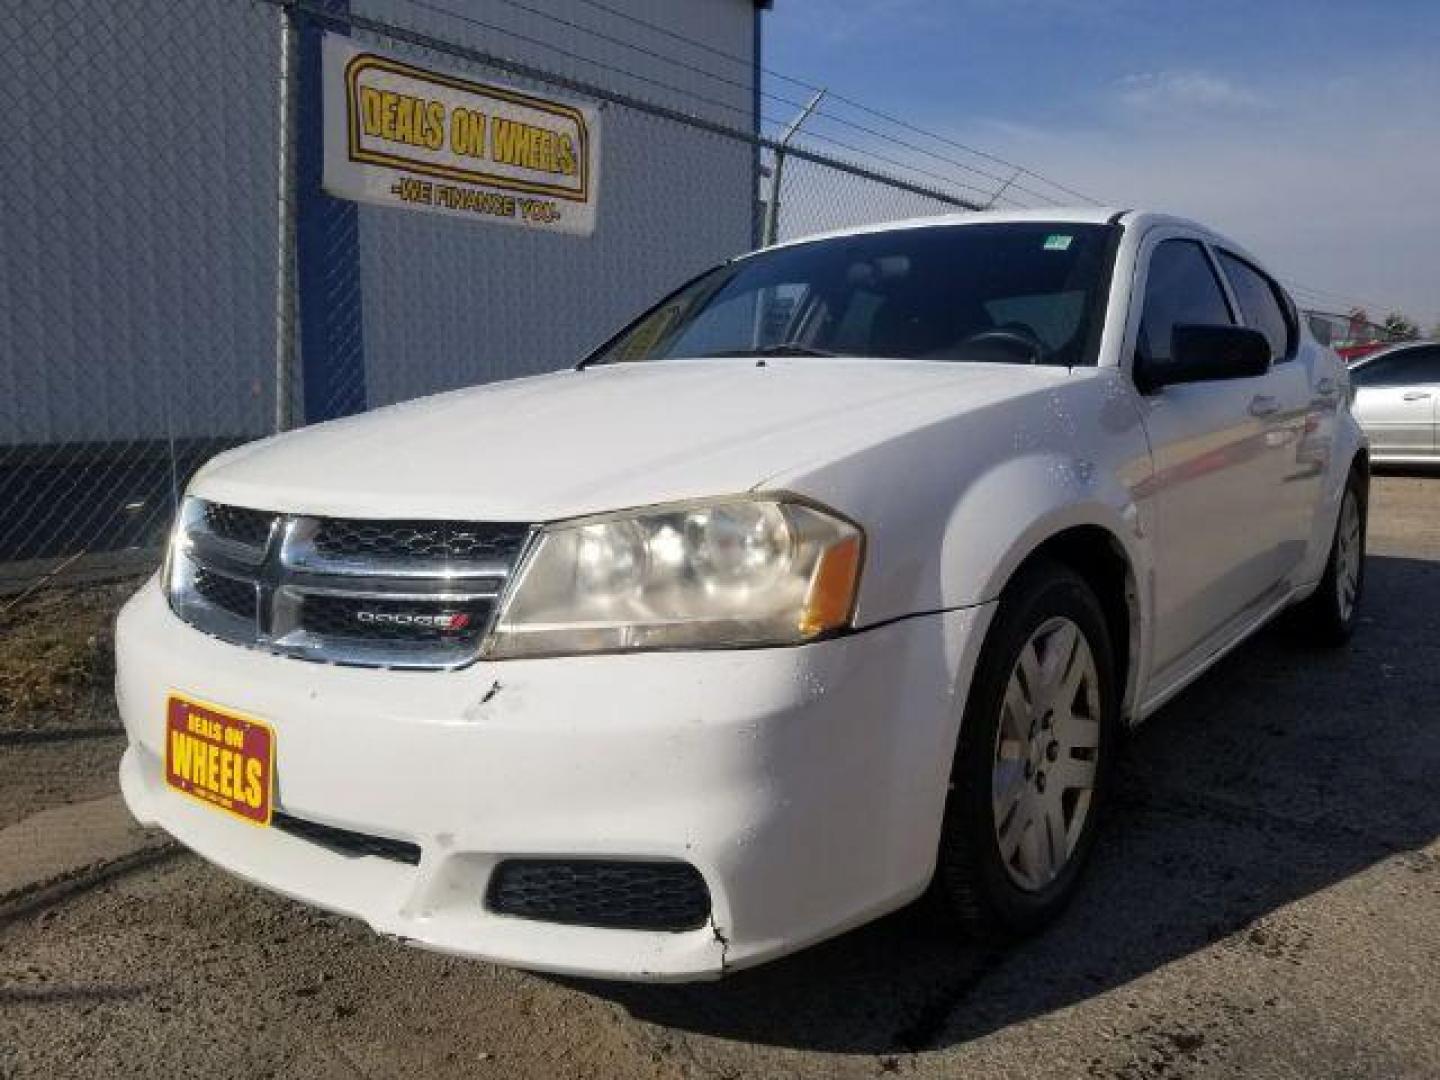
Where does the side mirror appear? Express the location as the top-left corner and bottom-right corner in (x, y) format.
(1135, 324), (1272, 393)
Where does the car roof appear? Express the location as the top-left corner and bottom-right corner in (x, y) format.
(1351, 340), (1439, 365)
(757, 207), (1249, 257)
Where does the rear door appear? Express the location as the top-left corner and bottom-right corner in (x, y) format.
(1352, 346), (1440, 458)
(1213, 250), (1322, 579)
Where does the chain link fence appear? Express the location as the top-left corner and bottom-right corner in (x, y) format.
(0, 0), (980, 604)
(1, 0), (283, 595)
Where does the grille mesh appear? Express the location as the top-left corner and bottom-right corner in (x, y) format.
(312, 519), (530, 564)
(202, 502), (275, 548)
(193, 567), (257, 621)
(486, 860), (711, 932)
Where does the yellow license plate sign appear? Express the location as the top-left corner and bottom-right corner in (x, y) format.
(164, 694), (275, 826)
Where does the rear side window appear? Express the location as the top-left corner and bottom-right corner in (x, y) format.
(1217, 251), (1294, 361)
(1137, 240), (1233, 366)
(1352, 346), (1440, 387)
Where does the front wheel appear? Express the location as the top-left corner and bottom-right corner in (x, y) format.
(931, 561), (1118, 937)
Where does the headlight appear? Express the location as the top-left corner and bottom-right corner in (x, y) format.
(484, 496), (863, 658)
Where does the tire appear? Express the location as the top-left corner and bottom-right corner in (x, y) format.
(1295, 465), (1368, 646)
(931, 560), (1119, 938)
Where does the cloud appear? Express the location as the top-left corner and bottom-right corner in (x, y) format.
(1114, 70), (1264, 112)
(944, 61), (1440, 324)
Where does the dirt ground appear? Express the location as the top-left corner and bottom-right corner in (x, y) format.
(0, 578), (133, 832)
(0, 473), (1436, 1079)
(0, 579), (135, 736)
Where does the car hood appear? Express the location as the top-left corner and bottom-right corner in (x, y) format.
(191, 358), (1068, 521)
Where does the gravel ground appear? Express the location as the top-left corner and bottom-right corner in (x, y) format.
(1, 474), (1436, 1079)
(0, 736), (125, 832)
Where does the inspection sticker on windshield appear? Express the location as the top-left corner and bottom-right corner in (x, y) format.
(1043, 234), (1074, 251)
(164, 694), (274, 826)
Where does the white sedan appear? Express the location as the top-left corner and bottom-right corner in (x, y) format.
(115, 209), (1368, 981)
(1349, 340), (1440, 462)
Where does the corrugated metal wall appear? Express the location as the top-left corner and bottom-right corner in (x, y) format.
(0, 0), (758, 445)
(0, 0), (282, 445)
(350, 0), (759, 407)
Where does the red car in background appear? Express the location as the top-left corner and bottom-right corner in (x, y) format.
(1337, 340), (1391, 363)
(1303, 310), (1402, 363)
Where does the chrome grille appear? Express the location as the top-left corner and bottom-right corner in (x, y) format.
(168, 500), (532, 670)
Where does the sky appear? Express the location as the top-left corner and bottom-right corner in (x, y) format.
(763, 0), (1440, 328)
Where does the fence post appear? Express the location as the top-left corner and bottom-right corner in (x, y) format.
(762, 89), (824, 247)
(985, 167), (1022, 210)
(272, 3), (299, 433)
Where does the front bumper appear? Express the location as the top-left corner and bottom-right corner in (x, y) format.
(116, 579), (991, 981)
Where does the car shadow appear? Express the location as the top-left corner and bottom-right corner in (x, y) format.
(559, 552), (1440, 1053)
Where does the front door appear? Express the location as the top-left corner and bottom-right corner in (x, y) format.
(1130, 236), (1286, 678)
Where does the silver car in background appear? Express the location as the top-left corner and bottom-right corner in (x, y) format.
(1350, 342), (1440, 463)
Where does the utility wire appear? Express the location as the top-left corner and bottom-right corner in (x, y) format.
(563, 0), (1101, 205)
(1285, 280), (1393, 316)
(395, 0), (1032, 206)
(521, 0), (1069, 205)
(275, 0), (987, 210)
(399, 0), (1060, 205)
(590, 0), (1066, 204)
(397, 0), (1082, 207)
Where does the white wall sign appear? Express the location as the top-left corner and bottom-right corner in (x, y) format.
(322, 35), (600, 236)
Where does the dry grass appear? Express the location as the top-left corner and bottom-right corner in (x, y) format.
(0, 579), (140, 733)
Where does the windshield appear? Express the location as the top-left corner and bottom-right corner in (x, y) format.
(589, 222), (1117, 367)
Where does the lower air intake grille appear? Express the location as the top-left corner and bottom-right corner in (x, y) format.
(486, 859), (711, 932)
(271, 812), (421, 866)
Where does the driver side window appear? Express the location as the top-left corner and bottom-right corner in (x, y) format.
(1137, 240), (1234, 371)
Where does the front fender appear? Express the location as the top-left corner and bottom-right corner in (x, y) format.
(951, 456), (1149, 610)
(764, 370), (1154, 629)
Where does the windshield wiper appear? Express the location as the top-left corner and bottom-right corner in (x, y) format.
(699, 343), (842, 359)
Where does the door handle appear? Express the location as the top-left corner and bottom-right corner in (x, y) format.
(1315, 376), (1337, 396)
(1248, 394), (1280, 417)
(1402, 390), (1433, 401)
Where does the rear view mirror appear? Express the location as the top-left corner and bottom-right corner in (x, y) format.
(1136, 324), (1271, 392)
